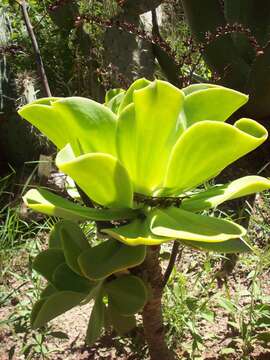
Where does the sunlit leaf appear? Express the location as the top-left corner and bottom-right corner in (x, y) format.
(183, 86), (248, 127)
(23, 188), (138, 221)
(19, 97), (118, 156)
(151, 207), (246, 241)
(165, 119), (268, 194)
(118, 78), (151, 113)
(105, 88), (125, 114)
(103, 217), (172, 246)
(181, 176), (270, 212)
(56, 146), (133, 208)
(182, 83), (218, 96)
(117, 79), (185, 195)
(78, 239), (146, 280)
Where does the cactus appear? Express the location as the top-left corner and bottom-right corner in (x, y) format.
(182, 0), (270, 120)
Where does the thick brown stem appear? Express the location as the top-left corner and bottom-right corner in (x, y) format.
(141, 246), (175, 360)
(20, 1), (52, 97)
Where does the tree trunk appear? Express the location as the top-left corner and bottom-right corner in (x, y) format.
(141, 246), (175, 360)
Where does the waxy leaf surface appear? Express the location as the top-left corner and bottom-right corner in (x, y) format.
(19, 97), (117, 156)
(78, 239), (146, 280)
(56, 146), (133, 208)
(103, 218), (172, 246)
(183, 86), (248, 127)
(151, 207), (246, 242)
(181, 176), (270, 212)
(23, 188), (138, 221)
(117, 80), (185, 195)
(165, 119), (268, 193)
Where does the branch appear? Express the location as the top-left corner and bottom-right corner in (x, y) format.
(20, 1), (51, 97)
(162, 240), (181, 287)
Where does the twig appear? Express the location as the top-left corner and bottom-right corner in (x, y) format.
(162, 240), (181, 287)
(19, 1), (52, 97)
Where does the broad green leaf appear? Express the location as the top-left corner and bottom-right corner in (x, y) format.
(78, 239), (146, 281)
(165, 119), (268, 194)
(31, 299), (46, 327)
(56, 146), (133, 208)
(33, 249), (65, 282)
(18, 98), (67, 149)
(105, 88), (125, 104)
(181, 176), (270, 212)
(181, 238), (252, 253)
(40, 284), (57, 298)
(52, 263), (94, 293)
(58, 220), (90, 275)
(107, 304), (136, 335)
(105, 275), (147, 316)
(31, 291), (86, 329)
(107, 92), (126, 114)
(23, 188), (138, 221)
(49, 222), (62, 249)
(183, 87), (248, 127)
(118, 78), (151, 113)
(117, 80), (185, 195)
(19, 97), (118, 156)
(105, 88), (125, 114)
(182, 83), (218, 96)
(85, 292), (105, 345)
(103, 218), (172, 246)
(150, 207), (246, 242)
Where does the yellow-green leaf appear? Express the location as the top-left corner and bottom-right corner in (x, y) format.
(117, 80), (185, 195)
(151, 207), (246, 242)
(103, 218), (172, 246)
(181, 176), (270, 212)
(165, 119), (268, 194)
(23, 188), (138, 221)
(56, 146), (133, 208)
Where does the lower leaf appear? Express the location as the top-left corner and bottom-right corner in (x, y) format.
(78, 239), (146, 281)
(31, 291), (86, 329)
(150, 207), (246, 242)
(85, 292), (105, 345)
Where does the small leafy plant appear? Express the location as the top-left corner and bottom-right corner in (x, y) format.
(19, 79), (270, 359)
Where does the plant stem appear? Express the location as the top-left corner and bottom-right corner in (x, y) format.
(20, 1), (52, 97)
(141, 246), (175, 360)
(162, 240), (180, 287)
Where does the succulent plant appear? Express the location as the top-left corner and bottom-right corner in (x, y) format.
(19, 78), (270, 347)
